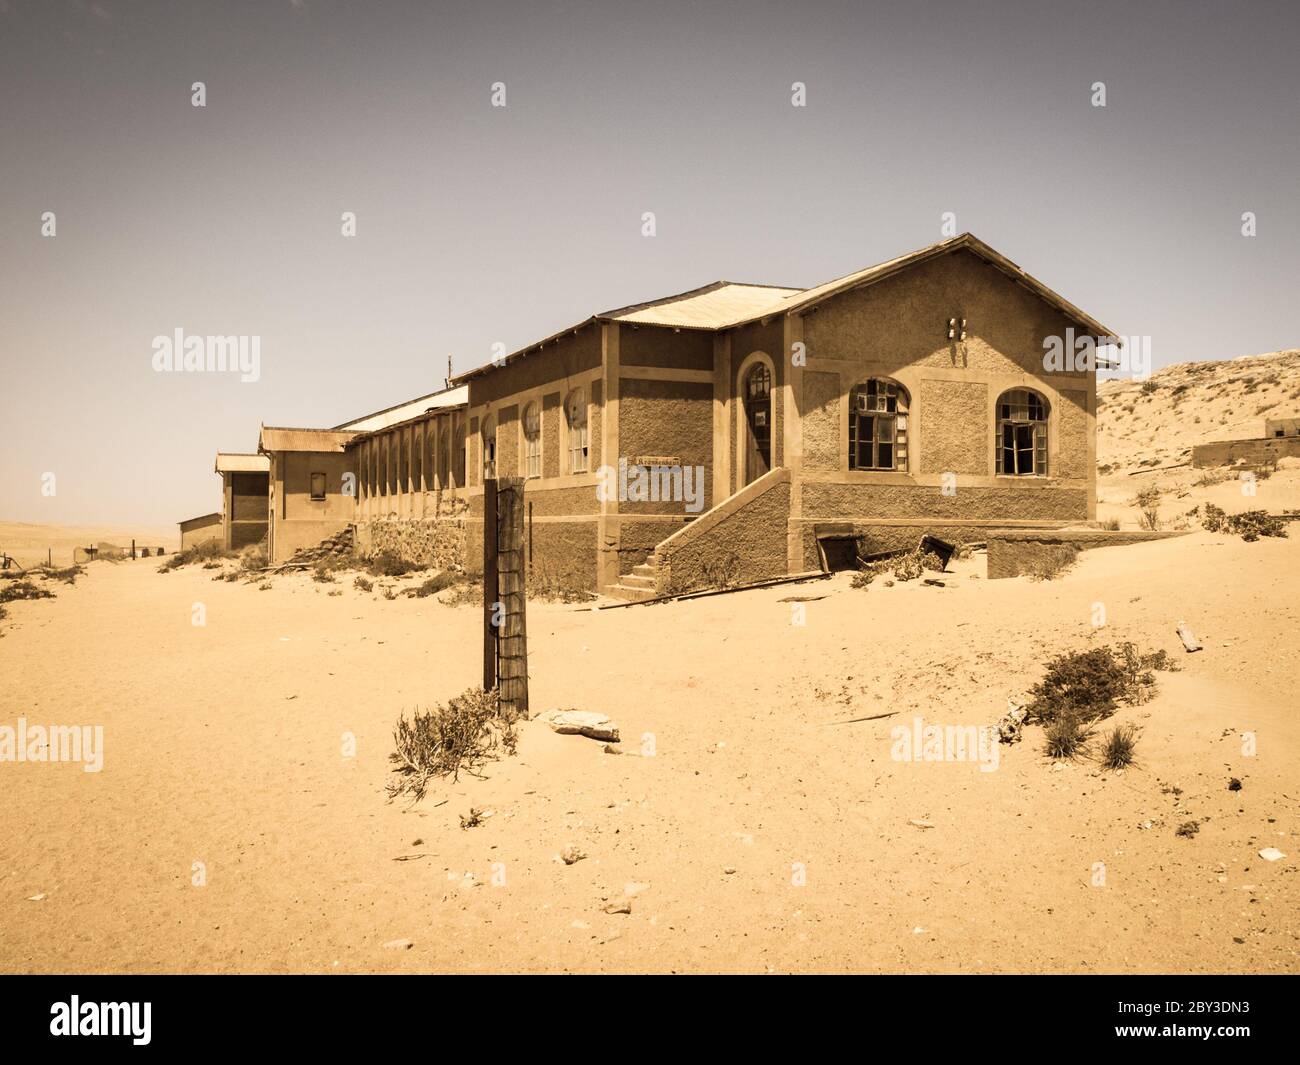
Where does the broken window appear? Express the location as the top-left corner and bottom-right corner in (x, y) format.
(996, 388), (1049, 476)
(482, 415), (497, 481)
(523, 401), (541, 479)
(309, 472), (326, 500)
(566, 389), (588, 474)
(438, 428), (450, 488)
(849, 379), (908, 471)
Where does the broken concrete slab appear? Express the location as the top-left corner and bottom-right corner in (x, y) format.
(548, 710), (621, 743)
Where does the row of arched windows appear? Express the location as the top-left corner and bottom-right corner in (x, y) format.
(841, 376), (1049, 475)
(480, 387), (590, 481)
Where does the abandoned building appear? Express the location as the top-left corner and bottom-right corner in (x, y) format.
(178, 511), (222, 550)
(417, 231), (1109, 597)
(214, 452), (269, 551)
(1191, 412), (1300, 469)
(191, 233), (1113, 593)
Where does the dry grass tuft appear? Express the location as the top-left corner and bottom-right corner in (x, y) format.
(387, 687), (518, 800)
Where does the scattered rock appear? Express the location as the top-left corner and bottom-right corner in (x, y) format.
(723, 866), (737, 875)
(1259, 847), (1286, 862)
(548, 710), (621, 743)
(560, 845), (586, 865)
(26, 893), (46, 902)
(1227, 778), (1242, 792)
(382, 938), (413, 950)
(908, 819), (935, 830)
(603, 900), (632, 915)
(995, 695), (1031, 744)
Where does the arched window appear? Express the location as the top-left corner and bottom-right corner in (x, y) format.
(522, 401), (541, 479)
(438, 428), (450, 488)
(566, 389), (588, 474)
(481, 415), (497, 481)
(996, 388), (1048, 476)
(743, 362), (772, 483)
(849, 379), (909, 471)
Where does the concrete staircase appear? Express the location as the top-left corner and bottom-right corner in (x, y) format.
(606, 555), (662, 602)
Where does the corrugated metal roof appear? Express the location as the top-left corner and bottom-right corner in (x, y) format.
(258, 427), (356, 454)
(601, 282), (802, 330)
(335, 385), (468, 432)
(179, 512), (221, 528)
(451, 233), (1115, 383)
(214, 452), (270, 473)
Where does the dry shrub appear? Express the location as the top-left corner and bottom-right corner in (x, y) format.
(312, 563), (336, 583)
(38, 564), (84, 585)
(852, 547), (945, 588)
(1029, 643), (1176, 729)
(367, 551), (420, 578)
(1025, 544), (1078, 581)
(405, 571), (470, 598)
(1101, 518), (1121, 531)
(0, 580), (55, 604)
(386, 687), (518, 800)
(1100, 724), (1139, 770)
(161, 540), (230, 571)
(1202, 503), (1287, 540)
(353, 575), (373, 592)
(529, 561), (596, 603)
(1044, 715), (1092, 760)
(1135, 486), (1162, 531)
(238, 544), (268, 572)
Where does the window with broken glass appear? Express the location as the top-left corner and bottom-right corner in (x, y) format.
(996, 388), (1048, 476)
(848, 379), (908, 471)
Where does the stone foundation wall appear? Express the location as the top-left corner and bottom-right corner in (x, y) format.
(356, 515), (468, 570)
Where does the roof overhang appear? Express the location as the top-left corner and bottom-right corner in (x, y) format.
(257, 427), (357, 454)
(214, 452), (270, 474)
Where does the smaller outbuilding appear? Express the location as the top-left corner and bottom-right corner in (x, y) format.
(178, 512), (222, 550)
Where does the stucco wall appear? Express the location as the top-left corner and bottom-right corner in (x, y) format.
(795, 247), (1095, 523)
(801, 481), (1088, 522)
(1191, 436), (1300, 468)
(656, 475), (791, 594)
(617, 378), (713, 514)
(621, 324), (713, 370)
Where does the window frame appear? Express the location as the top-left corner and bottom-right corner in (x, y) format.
(995, 388), (1049, 477)
(848, 378), (909, 472)
(481, 414), (497, 481)
(565, 388), (589, 475)
(522, 401), (542, 479)
(309, 471), (327, 501)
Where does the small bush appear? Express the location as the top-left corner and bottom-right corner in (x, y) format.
(1101, 518), (1121, 531)
(1175, 821), (1200, 839)
(161, 540), (230, 572)
(1026, 544), (1078, 581)
(1135, 486), (1162, 530)
(0, 580), (55, 604)
(353, 575), (373, 592)
(367, 551), (420, 578)
(851, 547), (945, 588)
(1140, 380), (1159, 395)
(405, 571), (466, 598)
(1044, 714), (1092, 759)
(312, 563), (336, 583)
(38, 564), (84, 585)
(1100, 724), (1139, 770)
(1202, 503), (1287, 540)
(1029, 643), (1175, 727)
(238, 544), (268, 572)
(386, 687), (518, 800)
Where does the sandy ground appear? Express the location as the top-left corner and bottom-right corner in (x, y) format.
(1, 529), (1296, 974)
(0, 522), (177, 569)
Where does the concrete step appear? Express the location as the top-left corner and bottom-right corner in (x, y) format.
(631, 563), (658, 578)
(605, 583), (658, 602)
(619, 572), (655, 590)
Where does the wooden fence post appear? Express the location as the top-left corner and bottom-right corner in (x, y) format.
(496, 477), (529, 720)
(483, 477), (498, 692)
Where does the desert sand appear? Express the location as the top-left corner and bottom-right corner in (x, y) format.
(1, 522), (1296, 974)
